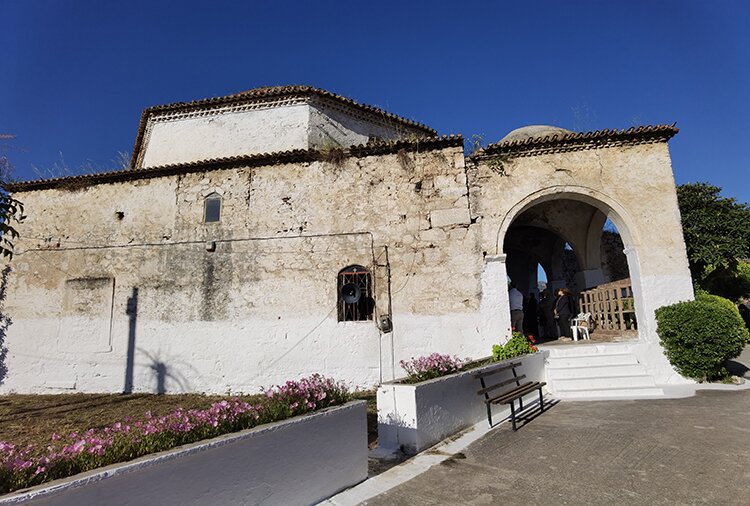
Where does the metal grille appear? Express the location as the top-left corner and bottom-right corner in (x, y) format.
(337, 265), (373, 322)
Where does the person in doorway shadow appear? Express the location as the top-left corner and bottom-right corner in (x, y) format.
(554, 287), (577, 339)
(523, 293), (539, 339)
(508, 282), (524, 334)
(538, 289), (556, 340)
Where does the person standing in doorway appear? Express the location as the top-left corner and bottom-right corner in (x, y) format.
(554, 287), (577, 339)
(523, 293), (539, 339)
(538, 289), (556, 340)
(508, 282), (524, 334)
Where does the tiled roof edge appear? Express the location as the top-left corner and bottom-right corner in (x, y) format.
(473, 124), (679, 158)
(7, 135), (463, 193)
(130, 85), (438, 167)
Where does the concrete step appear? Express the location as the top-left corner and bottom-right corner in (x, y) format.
(546, 363), (648, 380)
(547, 353), (638, 368)
(552, 375), (657, 390)
(542, 343), (635, 357)
(552, 386), (665, 399)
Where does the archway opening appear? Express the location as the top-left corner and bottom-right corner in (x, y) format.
(503, 198), (637, 343)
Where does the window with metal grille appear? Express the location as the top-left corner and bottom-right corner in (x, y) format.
(337, 265), (374, 322)
(204, 193), (221, 223)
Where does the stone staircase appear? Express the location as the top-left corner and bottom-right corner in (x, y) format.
(542, 343), (665, 400)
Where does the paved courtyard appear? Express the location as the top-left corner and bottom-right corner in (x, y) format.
(365, 389), (750, 505)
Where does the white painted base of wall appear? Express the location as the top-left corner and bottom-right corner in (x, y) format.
(1, 311), (491, 395)
(377, 352), (547, 454)
(1, 401), (367, 506)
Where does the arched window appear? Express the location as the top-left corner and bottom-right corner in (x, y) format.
(204, 193), (221, 223)
(337, 265), (374, 322)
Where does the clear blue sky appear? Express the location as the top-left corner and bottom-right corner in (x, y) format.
(2, 0), (748, 203)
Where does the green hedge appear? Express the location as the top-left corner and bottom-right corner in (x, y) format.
(656, 294), (750, 381)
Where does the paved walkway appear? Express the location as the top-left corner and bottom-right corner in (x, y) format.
(364, 389), (750, 505)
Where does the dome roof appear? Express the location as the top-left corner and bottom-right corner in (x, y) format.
(499, 125), (573, 144)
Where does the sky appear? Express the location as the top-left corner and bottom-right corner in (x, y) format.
(2, 0), (749, 203)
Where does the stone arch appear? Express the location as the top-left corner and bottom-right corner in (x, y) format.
(495, 185), (639, 256)
(489, 184), (647, 341)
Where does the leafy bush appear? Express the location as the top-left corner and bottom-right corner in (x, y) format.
(492, 331), (538, 362)
(399, 353), (468, 383)
(0, 374), (349, 494)
(695, 290), (742, 316)
(655, 296), (750, 381)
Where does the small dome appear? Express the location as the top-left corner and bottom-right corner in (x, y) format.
(499, 125), (573, 144)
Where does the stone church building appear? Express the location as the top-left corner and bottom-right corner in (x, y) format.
(0, 86), (694, 395)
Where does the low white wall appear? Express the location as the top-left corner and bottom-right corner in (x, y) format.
(2, 401), (367, 506)
(377, 352), (547, 454)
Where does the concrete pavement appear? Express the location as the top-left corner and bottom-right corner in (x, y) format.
(364, 389), (750, 505)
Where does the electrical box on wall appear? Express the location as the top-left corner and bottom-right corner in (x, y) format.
(378, 314), (393, 333)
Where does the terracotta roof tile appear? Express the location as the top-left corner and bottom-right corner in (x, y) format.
(475, 124), (678, 157)
(8, 135), (463, 193)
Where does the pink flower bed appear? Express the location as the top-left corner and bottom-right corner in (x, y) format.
(399, 353), (470, 383)
(0, 374), (348, 494)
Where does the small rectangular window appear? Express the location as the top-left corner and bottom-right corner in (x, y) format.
(204, 197), (221, 222)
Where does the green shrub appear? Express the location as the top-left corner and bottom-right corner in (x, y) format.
(655, 296), (750, 381)
(695, 290), (741, 316)
(492, 331), (538, 362)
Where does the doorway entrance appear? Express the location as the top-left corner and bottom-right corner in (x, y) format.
(503, 197), (637, 343)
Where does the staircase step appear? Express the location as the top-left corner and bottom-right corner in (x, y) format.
(542, 343), (635, 357)
(552, 386), (665, 400)
(546, 363), (648, 380)
(547, 353), (638, 368)
(552, 375), (657, 390)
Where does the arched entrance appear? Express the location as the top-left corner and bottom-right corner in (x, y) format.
(487, 186), (646, 344)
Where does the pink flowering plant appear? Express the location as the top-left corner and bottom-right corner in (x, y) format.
(0, 374), (348, 494)
(399, 353), (470, 383)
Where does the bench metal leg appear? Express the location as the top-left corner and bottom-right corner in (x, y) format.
(519, 396), (523, 411)
(539, 388), (544, 412)
(510, 401), (517, 431)
(486, 402), (493, 428)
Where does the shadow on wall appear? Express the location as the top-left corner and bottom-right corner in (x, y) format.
(0, 267), (11, 385)
(124, 287), (138, 394)
(138, 348), (192, 394)
(123, 286), (193, 394)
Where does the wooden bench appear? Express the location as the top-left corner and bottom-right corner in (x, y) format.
(475, 361), (546, 431)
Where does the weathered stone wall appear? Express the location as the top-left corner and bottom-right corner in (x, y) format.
(601, 230), (629, 281)
(1, 131), (696, 393)
(1, 145), (490, 394)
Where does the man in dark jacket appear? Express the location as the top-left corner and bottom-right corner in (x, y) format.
(554, 287), (577, 339)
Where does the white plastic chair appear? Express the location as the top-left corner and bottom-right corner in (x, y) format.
(571, 313), (591, 341)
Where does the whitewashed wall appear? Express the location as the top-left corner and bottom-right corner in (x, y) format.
(138, 98), (428, 168)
